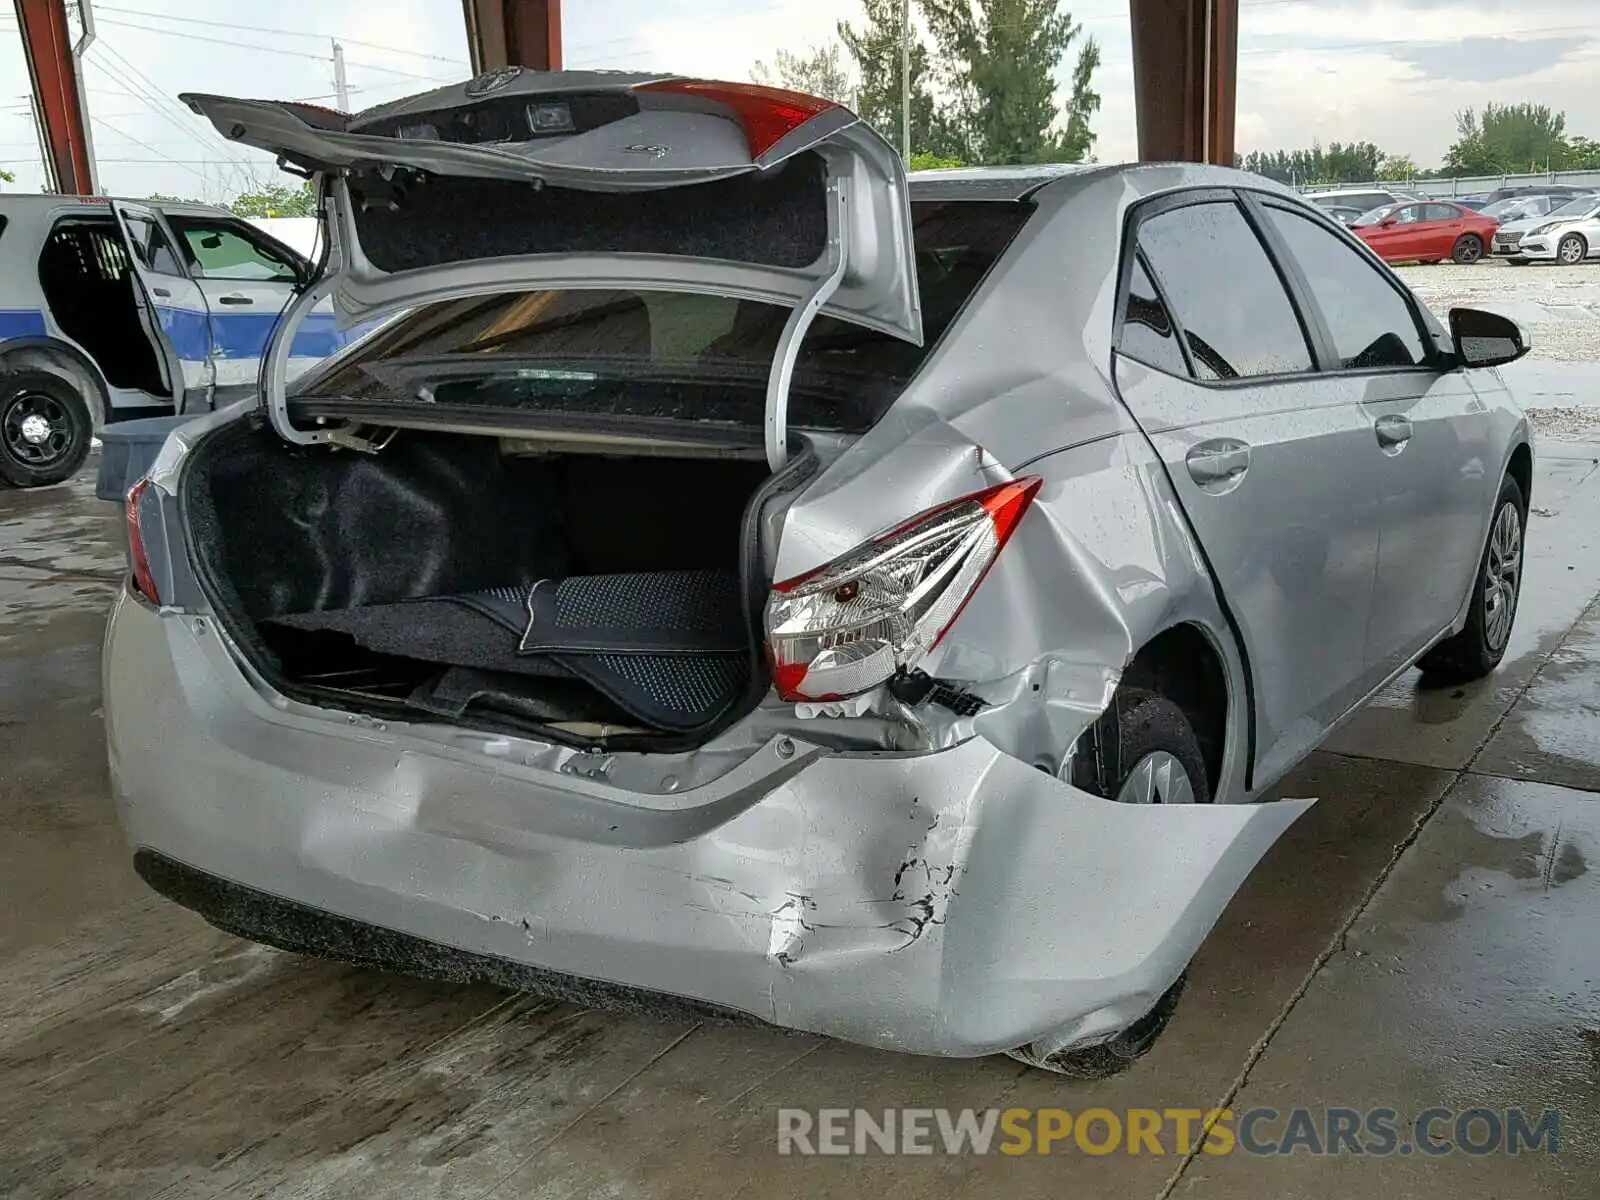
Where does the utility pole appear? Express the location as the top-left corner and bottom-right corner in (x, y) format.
(899, 0), (910, 162)
(332, 40), (350, 111)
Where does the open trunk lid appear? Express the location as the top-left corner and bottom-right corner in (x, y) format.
(181, 74), (920, 339)
(183, 74), (921, 466)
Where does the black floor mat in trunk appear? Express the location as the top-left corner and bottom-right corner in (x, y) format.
(266, 569), (751, 733)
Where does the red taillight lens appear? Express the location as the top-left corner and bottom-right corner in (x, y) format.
(125, 477), (160, 604)
(636, 79), (838, 160)
(765, 477), (1041, 702)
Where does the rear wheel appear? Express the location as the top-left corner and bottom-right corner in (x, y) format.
(1005, 689), (1208, 1077)
(0, 370), (93, 488)
(1418, 475), (1525, 685)
(1558, 233), (1588, 265)
(1452, 234), (1485, 264)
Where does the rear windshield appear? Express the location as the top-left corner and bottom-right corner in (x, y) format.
(297, 200), (1031, 432)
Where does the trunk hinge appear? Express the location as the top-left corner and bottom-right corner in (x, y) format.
(765, 177), (850, 471)
(261, 181), (350, 447)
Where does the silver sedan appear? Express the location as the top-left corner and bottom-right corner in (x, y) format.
(104, 71), (1532, 1076)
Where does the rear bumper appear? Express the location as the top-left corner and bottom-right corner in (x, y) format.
(105, 591), (1311, 1058)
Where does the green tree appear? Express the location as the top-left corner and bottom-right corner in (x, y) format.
(145, 191), (205, 205)
(1445, 103), (1569, 175)
(838, 0), (957, 157)
(1240, 142), (1385, 185)
(752, 43), (855, 106)
(1377, 153), (1418, 181)
(919, 0), (1097, 165)
(1566, 136), (1600, 170)
(1060, 36), (1101, 162)
(0, 166), (14, 185)
(909, 150), (963, 169)
(229, 180), (316, 218)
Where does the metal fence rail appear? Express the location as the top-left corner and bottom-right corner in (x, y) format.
(1297, 168), (1600, 198)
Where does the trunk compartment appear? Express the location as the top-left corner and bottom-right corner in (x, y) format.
(183, 420), (785, 745)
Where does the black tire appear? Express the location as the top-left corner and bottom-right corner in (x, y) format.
(0, 369), (93, 488)
(1452, 234), (1485, 264)
(1418, 475), (1525, 685)
(1557, 233), (1588, 266)
(1005, 689), (1209, 1077)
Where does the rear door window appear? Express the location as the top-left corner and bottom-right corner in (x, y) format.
(298, 200), (1031, 432)
(122, 215), (187, 276)
(1136, 200), (1313, 381)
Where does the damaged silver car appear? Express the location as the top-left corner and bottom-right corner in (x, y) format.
(105, 70), (1534, 1075)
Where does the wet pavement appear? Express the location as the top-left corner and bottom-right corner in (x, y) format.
(2, 428), (1599, 1197)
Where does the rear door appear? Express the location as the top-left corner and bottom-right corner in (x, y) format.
(161, 212), (319, 398)
(1113, 191), (1383, 786)
(1252, 197), (1495, 675)
(110, 202), (213, 411)
(1422, 202), (1465, 258)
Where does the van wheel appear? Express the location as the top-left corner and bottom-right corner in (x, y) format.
(0, 370), (93, 488)
(1004, 689), (1207, 1076)
(1452, 234), (1485, 264)
(1419, 475), (1525, 684)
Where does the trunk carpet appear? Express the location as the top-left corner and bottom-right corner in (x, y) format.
(266, 569), (751, 733)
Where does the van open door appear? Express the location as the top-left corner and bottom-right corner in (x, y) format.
(110, 202), (215, 414)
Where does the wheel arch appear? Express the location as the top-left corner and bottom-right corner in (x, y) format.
(1507, 440), (1532, 510)
(0, 336), (110, 428)
(1120, 621), (1236, 798)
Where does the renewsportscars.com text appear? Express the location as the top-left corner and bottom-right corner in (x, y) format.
(776, 1106), (1560, 1157)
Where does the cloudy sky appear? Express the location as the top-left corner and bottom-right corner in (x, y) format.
(2, 0), (1597, 201)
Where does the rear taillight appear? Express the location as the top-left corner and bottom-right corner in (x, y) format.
(765, 478), (1041, 702)
(635, 79), (838, 159)
(125, 477), (160, 604)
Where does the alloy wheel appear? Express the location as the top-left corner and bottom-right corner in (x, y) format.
(1114, 749), (1197, 805)
(1, 391), (74, 468)
(1483, 501), (1522, 653)
(1559, 236), (1586, 265)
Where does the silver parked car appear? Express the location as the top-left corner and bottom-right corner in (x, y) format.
(106, 71), (1534, 1076)
(1494, 195), (1600, 265)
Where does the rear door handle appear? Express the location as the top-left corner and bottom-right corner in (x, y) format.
(1375, 414), (1412, 453)
(217, 294), (254, 305)
(1186, 438), (1251, 491)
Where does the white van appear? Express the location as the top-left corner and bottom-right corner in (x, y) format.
(0, 195), (346, 487)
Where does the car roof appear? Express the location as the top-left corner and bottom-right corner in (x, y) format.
(0, 193), (233, 218)
(1304, 186), (1400, 198)
(907, 161), (1296, 204)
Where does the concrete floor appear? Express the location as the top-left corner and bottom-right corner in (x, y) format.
(3, 432), (1599, 1197)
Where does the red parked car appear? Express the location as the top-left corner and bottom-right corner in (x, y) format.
(1352, 200), (1498, 265)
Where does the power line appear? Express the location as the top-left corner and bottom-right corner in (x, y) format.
(92, 115), (211, 184)
(94, 18), (458, 83)
(86, 46), (246, 168)
(90, 4), (469, 66)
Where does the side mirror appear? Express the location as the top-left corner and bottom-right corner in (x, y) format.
(1450, 307), (1530, 368)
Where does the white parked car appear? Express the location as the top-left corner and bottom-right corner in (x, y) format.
(0, 195), (347, 486)
(1494, 196), (1600, 265)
